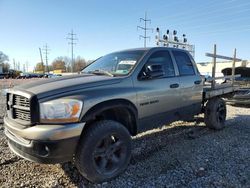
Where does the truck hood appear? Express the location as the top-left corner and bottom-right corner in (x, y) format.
(14, 74), (122, 99)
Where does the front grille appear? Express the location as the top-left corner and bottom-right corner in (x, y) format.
(7, 94), (31, 123)
(14, 108), (31, 121)
(14, 95), (30, 108)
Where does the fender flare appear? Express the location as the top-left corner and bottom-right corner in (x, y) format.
(81, 99), (138, 135)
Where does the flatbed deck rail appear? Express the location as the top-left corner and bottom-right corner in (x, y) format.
(203, 84), (240, 99)
(203, 44), (243, 99)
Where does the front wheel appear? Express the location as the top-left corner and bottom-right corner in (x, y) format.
(204, 97), (227, 130)
(75, 120), (131, 183)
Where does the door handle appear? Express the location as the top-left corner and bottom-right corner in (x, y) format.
(194, 80), (201, 85)
(170, 83), (179, 88)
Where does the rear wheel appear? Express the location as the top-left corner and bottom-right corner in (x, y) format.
(75, 120), (131, 183)
(205, 98), (227, 130)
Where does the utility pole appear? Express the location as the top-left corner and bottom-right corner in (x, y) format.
(43, 44), (50, 74)
(66, 29), (77, 73)
(39, 48), (44, 73)
(26, 62), (29, 72)
(137, 12), (153, 48)
(23, 64), (26, 73)
(13, 59), (16, 70)
(18, 62), (20, 71)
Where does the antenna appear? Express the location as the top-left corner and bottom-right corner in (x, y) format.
(137, 12), (153, 48)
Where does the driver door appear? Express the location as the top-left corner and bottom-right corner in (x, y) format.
(133, 50), (181, 131)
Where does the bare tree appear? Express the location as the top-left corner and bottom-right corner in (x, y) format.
(52, 56), (71, 72)
(0, 51), (10, 73)
(74, 56), (87, 72)
(48, 65), (53, 72)
(52, 56), (87, 72)
(52, 57), (66, 71)
(35, 62), (45, 72)
(2, 63), (10, 72)
(0, 51), (9, 64)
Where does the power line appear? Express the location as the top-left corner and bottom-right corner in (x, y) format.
(193, 26), (250, 37)
(170, 3), (250, 28)
(161, 2), (250, 29)
(155, 8), (250, 38)
(137, 12), (153, 48)
(175, 13), (250, 31)
(158, 15), (250, 36)
(153, 0), (220, 24)
(66, 29), (78, 73)
(43, 43), (50, 74)
(154, 0), (243, 25)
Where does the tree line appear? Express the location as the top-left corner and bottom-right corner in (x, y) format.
(0, 51), (10, 72)
(0, 50), (92, 73)
(35, 56), (91, 73)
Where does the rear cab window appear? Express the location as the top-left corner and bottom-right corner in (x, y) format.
(172, 50), (195, 76)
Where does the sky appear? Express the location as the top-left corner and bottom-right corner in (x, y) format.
(0, 0), (250, 71)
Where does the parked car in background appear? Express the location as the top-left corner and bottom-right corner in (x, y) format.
(225, 88), (250, 106)
(222, 67), (250, 106)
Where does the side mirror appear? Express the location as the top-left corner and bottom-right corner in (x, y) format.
(141, 64), (165, 80)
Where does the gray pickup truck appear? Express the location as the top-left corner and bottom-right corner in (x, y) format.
(4, 47), (235, 183)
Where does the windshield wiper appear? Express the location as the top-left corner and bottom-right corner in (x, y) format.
(88, 70), (114, 77)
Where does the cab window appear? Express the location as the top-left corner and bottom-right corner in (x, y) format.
(141, 50), (175, 79)
(172, 51), (195, 76)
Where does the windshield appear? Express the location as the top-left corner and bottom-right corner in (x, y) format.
(82, 50), (146, 76)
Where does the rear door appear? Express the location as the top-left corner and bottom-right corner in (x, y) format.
(171, 50), (203, 116)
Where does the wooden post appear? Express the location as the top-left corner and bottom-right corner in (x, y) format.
(232, 48), (236, 86)
(211, 44), (217, 89)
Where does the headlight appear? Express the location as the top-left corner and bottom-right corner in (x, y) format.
(40, 99), (83, 123)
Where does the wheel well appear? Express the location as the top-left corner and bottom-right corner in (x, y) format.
(81, 99), (138, 136)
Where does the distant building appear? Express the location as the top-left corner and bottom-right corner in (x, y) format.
(196, 60), (250, 76)
(34, 70), (44, 74)
(53, 69), (65, 74)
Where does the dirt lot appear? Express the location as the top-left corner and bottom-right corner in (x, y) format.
(0, 86), (249, 187)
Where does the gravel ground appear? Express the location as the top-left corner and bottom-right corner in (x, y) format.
(0, 93), (249, 188)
